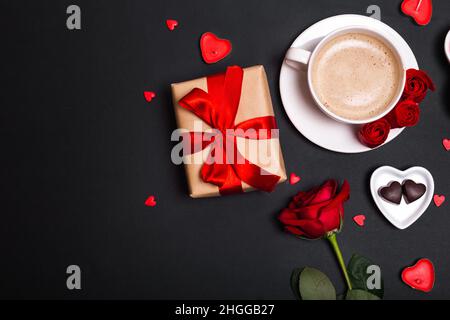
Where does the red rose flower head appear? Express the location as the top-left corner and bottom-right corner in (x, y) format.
(403, 69), (435, 103)
(358, 118), (391, 148)
(278, 180), (350, 239)
(385, 99), (420, 128)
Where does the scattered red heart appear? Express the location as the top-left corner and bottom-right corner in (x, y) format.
(289, 173), (301, 185)
(166, 19), (178, 31)
(433, 194), (445, 207)
(401, 258), (435, 292)
(200, 32), (232, 64)
(443, 138), (450, 151)
(401, 0), (433, 26)
(145, 195), (157, 207)
(144, 91), (156, 102)
(352, 214), (366, 227)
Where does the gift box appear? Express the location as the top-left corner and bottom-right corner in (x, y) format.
(171, 65), (286, 198)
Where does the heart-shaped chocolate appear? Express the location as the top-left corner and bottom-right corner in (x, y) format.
(403, 179), (426, 203)
(379, 181), (402, 204)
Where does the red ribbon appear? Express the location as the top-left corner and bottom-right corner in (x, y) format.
(179, 66), (281, 195)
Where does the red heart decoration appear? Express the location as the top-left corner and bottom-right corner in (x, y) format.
(353, 214), (366, 227)
(401, 258), (435, 292)
(200, 32), (232, 64)
(144, 91), (156, 102)
(289, 173), (301, 185)
(166, 19), (178, 31)
(401, 0), (433, 26)
(434, 194), (445, 207)
(145, 195), (157, 207)
(443, 138), (450, 151)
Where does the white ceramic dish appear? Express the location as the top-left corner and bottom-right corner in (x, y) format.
(280, 14), (419, 153)
(370, 166), (434, 229)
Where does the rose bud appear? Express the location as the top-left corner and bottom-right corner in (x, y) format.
(358, 118), (391, 148)
(278, 180), (350, 239)
(385, 100), (420, 128)
(403, 69), (436, 103)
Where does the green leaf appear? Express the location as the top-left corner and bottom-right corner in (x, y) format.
(346, 289), (380, 300)
(290, 268), (303, 300)
(299, 267), (336, 300)
(347, 253), (384, 299)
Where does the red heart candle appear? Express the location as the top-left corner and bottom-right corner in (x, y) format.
(401, 0), (433, 26)
(401, 258), (435, 292)
(200, 32), (232, 64)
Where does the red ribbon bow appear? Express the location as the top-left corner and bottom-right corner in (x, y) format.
(179, 66), (281, 195)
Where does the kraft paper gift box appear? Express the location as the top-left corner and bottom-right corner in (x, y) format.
(171, 65), (287, 198)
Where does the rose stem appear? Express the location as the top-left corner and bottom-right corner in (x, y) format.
(327, 233), (353, 290)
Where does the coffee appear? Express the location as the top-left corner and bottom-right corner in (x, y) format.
(311, 32), (403, 121)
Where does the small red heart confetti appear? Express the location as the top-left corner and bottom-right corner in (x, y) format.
(353, 214), (366, 227)
(200, 32), (232, 64)
(401, 258), (435, 292)
(443, 138), (450, 151)
(144, 91), (156, 102)
(145, 195), (157, 207)
(401, 0), (433, 26)
(166, 19), (178, 31)
(433, 194), (445, 207)
(289, 173), (301, 185)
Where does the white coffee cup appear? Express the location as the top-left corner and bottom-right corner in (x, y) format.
(285, 26), (406, 124)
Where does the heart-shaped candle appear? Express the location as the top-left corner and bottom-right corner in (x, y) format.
(401, 0), (433, 26)
(401, 258), (435, 292)
(200, 32), (232, 64)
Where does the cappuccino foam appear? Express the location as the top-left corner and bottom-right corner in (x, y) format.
(311, 33), (402, 121)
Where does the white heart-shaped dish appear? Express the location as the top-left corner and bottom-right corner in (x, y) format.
(370, 166), (434, 229)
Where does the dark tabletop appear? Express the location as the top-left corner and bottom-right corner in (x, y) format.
(1, 0), (449, 299)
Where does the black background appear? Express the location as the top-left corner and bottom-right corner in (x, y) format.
(1, 0), (449, 300)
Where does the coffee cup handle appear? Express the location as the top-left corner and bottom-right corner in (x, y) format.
(285, 48), (312, 67)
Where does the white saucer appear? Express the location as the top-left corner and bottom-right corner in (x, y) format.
(280, 14), (419, 153)
(445, 29), (450, 63)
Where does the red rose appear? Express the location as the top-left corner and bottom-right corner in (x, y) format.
(403, 69), (435, 103)
(278, 180), (350, 239)
(358, 118), (391, 148)
(385, 100), (420, 128)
